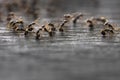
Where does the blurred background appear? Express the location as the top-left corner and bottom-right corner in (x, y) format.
(0, 0), (119, 20)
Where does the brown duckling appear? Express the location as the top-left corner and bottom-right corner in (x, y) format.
(104, 22), (115, 30)
(36, 28), (43, 40)
(64, 14), (73, 21)
(101, 28), (114, 37)
(7, 17), (25, 32)
(91, 17), (108, 24)
(13, 20), (25, 31)
(42, 23), (56, 37)
(86, 19), (94, 29)
(59, 20), (68, 32)
(73, 13), (83, 24)
(24, 22), (36, 36)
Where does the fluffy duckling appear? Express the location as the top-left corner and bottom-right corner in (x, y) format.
(101, 29), (114, 37)
(42, 23), (56, 37)
(86, 19), (94, 29)
(24, 22), (36, 36)
(13, 21), (25, 31)
(97, 17), (108, 24)
(13, 20), (25, 31)
(59, 20), (68, 32)
(73, 13), (83, 24)
(91, 17), (108, 24)
(7, 17), (25, 32)
(35, 28), (43, 40)
(104, 22), (115, 30)
(64, 14), (73, 21)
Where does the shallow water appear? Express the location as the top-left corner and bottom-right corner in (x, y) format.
(0, 0), (120, 80)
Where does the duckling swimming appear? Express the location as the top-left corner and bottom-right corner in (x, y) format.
(42, 23), (56, 37)
(7, 17), (25, 32)
(35, 28), (43, 40)
(24, 22), (36, 36)
(64, 14), (73, 21)
(13, 20), (25, 31)
(86, 19), (94, 30)
(104, 22), (115, 30)
(101, 28), (114, 37)
(91, 17), (108, 25)
(59, 20), (68, 32)
(73, 13), (83, 24)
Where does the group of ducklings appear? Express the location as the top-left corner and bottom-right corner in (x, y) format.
(86, 16), (120, 37)
(6, 12), (120, 40)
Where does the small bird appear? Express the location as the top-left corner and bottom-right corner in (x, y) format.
(91, 17), (108, 25)
(24, 22), (36, 36)
(59, 20), (68, 32)
(36, 28), (43, 40)
(104, 22), (115, 30)
(73, 13), (83, 24)
(86, 20), (94, 29)
(42, 23), (56, 37)
(101, 28), (114, 37)
(64, 14), (73, 21)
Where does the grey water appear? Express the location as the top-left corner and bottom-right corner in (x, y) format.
(0, 0), (120, 80)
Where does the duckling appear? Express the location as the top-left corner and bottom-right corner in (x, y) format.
(98, 17), (108, 24)
(36, 28), (43, 40)
(59, 20), (68, 32)
(101, 28), (114, 37)
(48, 23), (56, 32)
(14, 21), (25, 31)
(104, 22), (115, 30)
(7, 20), (16, 28)
(24, 22), (36, 36)
(7, 17), (25, 31)
(86, 20), (94, 28)
(64, 14), (73, 21)
(91, 17), (108, 24)
(43, 23), (56, 37)
(73, 13), (83, 24)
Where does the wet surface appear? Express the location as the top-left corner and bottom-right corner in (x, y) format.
(0, 0), (120, 80)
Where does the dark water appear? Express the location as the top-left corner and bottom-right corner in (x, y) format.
(0, 0), (120, 80)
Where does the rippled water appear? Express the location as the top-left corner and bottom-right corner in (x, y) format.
(0, 0), (120, 80)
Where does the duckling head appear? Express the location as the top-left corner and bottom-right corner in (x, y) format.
(64, 14), (73, 21)
(48, 23), (56, 31)
(104, 22), (114, 30)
